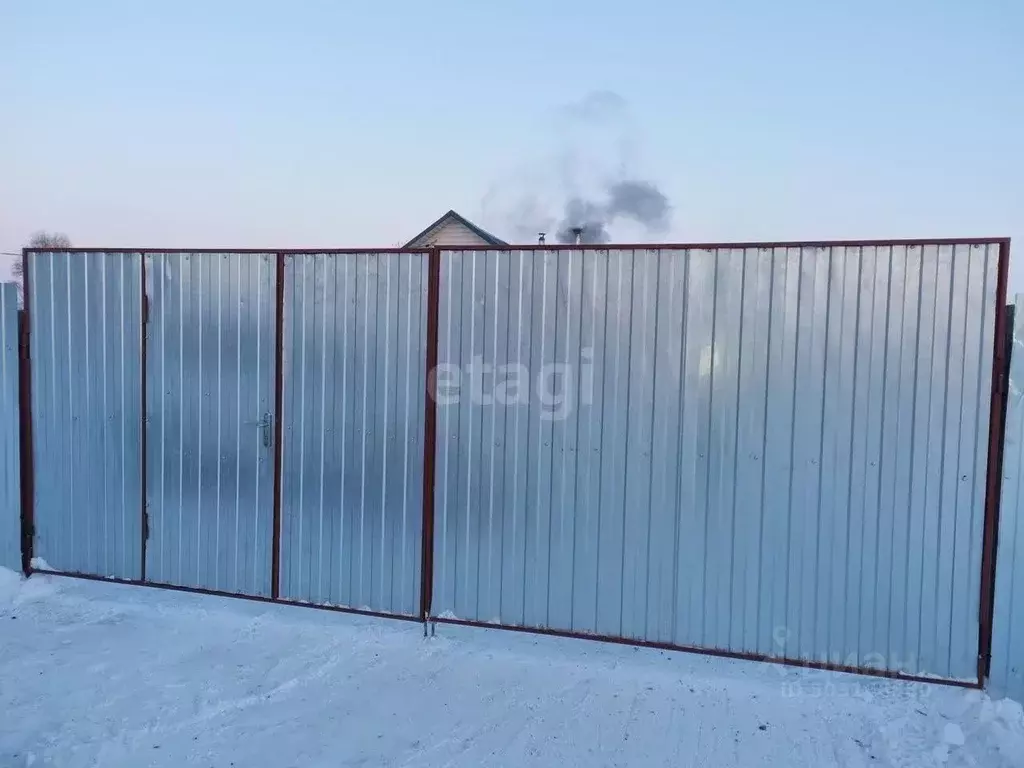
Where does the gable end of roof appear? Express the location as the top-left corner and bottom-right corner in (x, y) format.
(403, 210), (508, 248)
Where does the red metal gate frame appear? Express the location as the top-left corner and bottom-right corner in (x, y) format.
(17, 237), (1011, 688)
(978, 239), (1012, 682)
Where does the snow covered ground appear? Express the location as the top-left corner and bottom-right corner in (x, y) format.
(1, 568), (1022, 768)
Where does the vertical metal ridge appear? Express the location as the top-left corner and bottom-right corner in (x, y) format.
(337, 255), (349, 604)
(671, 250), (692, 638)
(752, 249), (776, 644)
(379, 254), (392, 607)
(914, 247), (942, 669)
(175, 255), (184, 581)
(592, 250), (611, 629)
(232, 254), (243, 587)
(139, 255), (148, 581)
(931, 246), (958, 672)
(639, 251), (658, 635)
(871, 246), (895, 663)
(842, 247), (864, 652)
(212, 256), (223, 590)
(616, 250), (636, 636)
(809, 248), (833, 654)
(511, 250), (527, 624)
(313, 259), (325, 602)
(99, 255), (108, 573)
(782, 247), (803, 649)
(725, 249), (747, 645)
(520, 250), (536, 625)
(852, 247), (875, 665)
(195, 255), (205, 585)
(568, 250), (587, 629)
(944, 246), (973, 671)
(359, 256), (371, 602)
(295, 256), (308, 592)
(437, 251), (453, 614)
(83, 257), (93, 570)
(486, 251), (500, 619)
(885, 246), (910, 667)
(64, 254), (74, 570)
(120, 257), (127, 576)
(161, 255), (170, 581)
(462, 250), (477, 614)
(48, 254), (57, 567)
(400, 254), (413, 608)
(497, 250), (516, 622)
(542, 250), (558, 626)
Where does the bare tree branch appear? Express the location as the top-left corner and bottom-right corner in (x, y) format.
(11, 231), (71, 303)
(27, 231), (72, 250)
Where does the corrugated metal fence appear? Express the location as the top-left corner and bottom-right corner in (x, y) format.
(16, 240), (1013, 687)
(144, 252), (278, 595)
(991, 296), (1024, 701)
(279, 252), (427, 615)
(27, 252), (143, 579)
(0, 283), (20, 572)
(431, 244), (1001, 682)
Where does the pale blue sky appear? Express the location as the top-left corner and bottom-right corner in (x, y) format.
(1, 1), (1021, 286)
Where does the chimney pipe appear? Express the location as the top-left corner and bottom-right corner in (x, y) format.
(538, 232), (546, 245)
(571, 227), (583, 246)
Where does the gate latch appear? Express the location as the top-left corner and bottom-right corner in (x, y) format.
(246, 413), (274, 448)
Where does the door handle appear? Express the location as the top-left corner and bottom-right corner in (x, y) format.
(260, 413), (273, 448)
(246, 413), (274, 448)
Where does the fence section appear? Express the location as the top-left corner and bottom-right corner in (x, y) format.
(991, 296), (1024, 701)
(27, 252), (143, 579)
(144, 253), (278, 596)
(431, 244), (1000, 682)
(279, 252), (427, 615)
(0, 283), (20, 572)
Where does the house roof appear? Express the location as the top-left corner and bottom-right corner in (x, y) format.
(403, 210), (508, 248)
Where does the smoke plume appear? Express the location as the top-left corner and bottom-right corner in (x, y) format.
(553, 179), (670, 244)
(555, 199), (610, 244)
(481, 90), (673, 244)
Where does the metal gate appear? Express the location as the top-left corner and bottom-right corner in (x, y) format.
(26, 251), (144, 580)
(17, 238), (1010, 687)
(429, 242), (1005, 684)
(278, 252), (428, 615)
(0, 283), (21, 572)
(144, 252), (278, 596)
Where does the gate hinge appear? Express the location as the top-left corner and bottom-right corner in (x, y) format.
(143, 509), (150, 541)
(18, 320), (29, 361)
(978, 649), (992, 678)
(142, 294), (150, 326)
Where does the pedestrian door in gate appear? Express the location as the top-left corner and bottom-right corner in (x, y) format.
(144, 252), (278, 597)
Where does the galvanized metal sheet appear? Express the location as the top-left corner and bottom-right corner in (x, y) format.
(144, 253), (277, 596)
(991, 294), (1024, 701)
(28, 252), (143, 579)
(279, 253), (427, 615)
(432, 244), (999, 681)
(0, 283), (21, 572)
